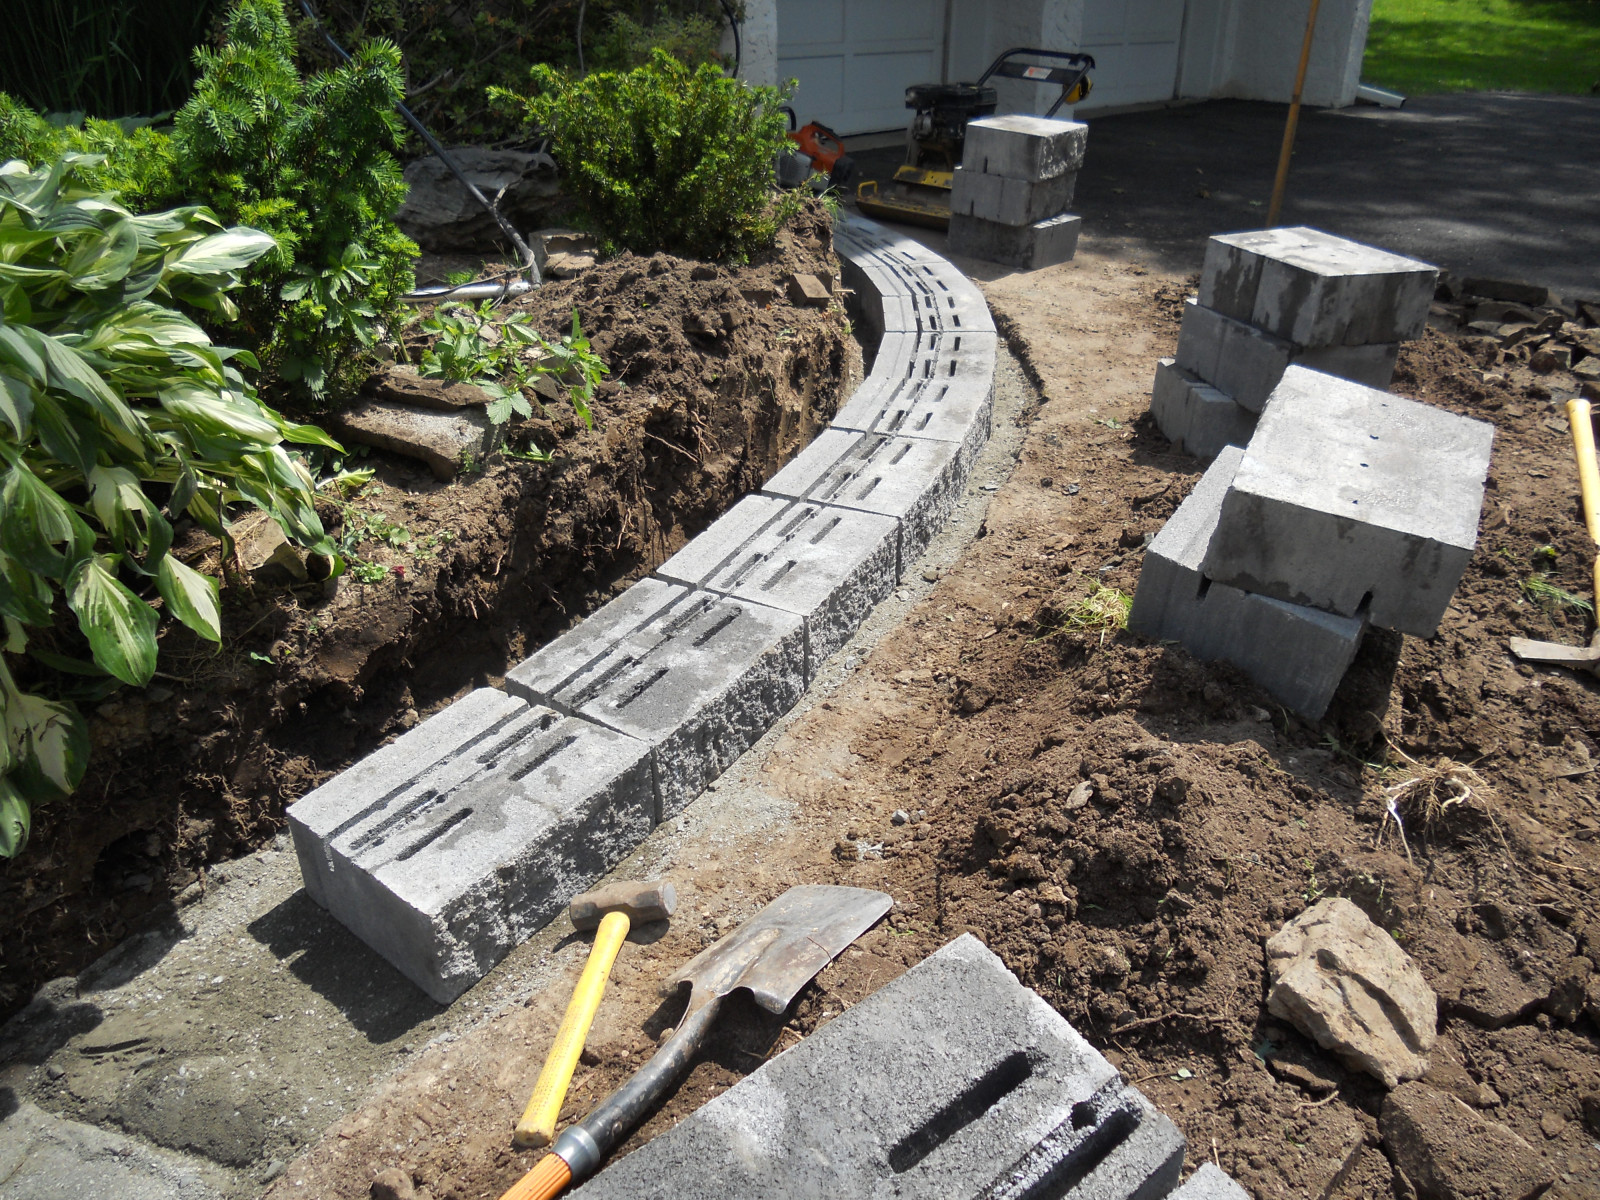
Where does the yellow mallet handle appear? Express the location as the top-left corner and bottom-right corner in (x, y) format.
(514, 909), (630, 1148)
(1567, 399), (1600, 606)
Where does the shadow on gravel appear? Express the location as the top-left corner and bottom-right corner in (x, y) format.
(247, 891), (441, 1042)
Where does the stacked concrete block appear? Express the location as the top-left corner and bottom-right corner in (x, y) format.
(1130, 366), (1493, 716)
(573, 935), (1213, 1200)
(948, 115), (1087, 271)
(1127, 447), (1367, 720)
(287, 690), (653, 1003)
(1152, 227), (1438, 458)
(289, 214), (1001, 1000)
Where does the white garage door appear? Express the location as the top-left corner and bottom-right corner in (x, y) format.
(776, 0), (945, 136)
(1079, 0), (1187, 110)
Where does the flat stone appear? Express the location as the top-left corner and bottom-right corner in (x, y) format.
(288, 692), (654, 1002)
(1380, 1082), (1554, 1200)
(832, 328), (995, 461)
(1199, 226), (1437, 347)
(948, 211), (1081, 271)
(394, 147), (559, 253)
(331, 399), (500, 481)
(361, 365), (492, 411)
(787, 272), (831, 306)
(961, 115), (1088, 182)
(1462, 277), (1549, 307)
(506, 580), (806, 819)
(656, 495), (898, 674)
(762, 427), (973, 575)
(0, 1101), (227, 1200)
(1171, 1164), (1252, 1199)
(1200, 366), (1494, 638)
(950, 165), (1076, 226)
(1127, 446), (1366, 719)
(573, 935), (1185, 1200)
(1266, 897), (1438, 1088)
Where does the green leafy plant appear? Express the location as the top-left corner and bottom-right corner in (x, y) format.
(0, 154), (340, 856)
(492, 49), (800, 260)
(588, 12), (726, 71)
(0, 97), (178, 212)
(418, 303), (605, 429)
(1521, 573), (1594, 615)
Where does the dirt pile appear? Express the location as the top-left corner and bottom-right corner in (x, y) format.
(0, 203), (854, 1020)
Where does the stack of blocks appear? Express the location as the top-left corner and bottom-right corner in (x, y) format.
(1129, 364), (1494, 720)
(948, 115), (1086, 271)
(287, 213), (998, 1003)
(1152, 227), (1438, 459)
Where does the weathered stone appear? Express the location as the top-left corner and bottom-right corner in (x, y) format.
(1530, 343), (1573, 373)
(1461, 277), (1549, 307)
(330, 400), (501, 481)
(362, 365), (492, 411)
(1546, 956), (1594, 1025)
(370, 1168), (415, 1200)
(1266, 897), (1437, 1087)
(787, 273), (831, 306)
(1380, 1082), (1554, 1200)
(394, 148), (560, 252)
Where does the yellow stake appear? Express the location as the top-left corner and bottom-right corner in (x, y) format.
(1567, 398), (1600, 607)
(515, 909), (631, 1148)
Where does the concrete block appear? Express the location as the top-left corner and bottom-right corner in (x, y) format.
(948, 211), (1080, 271)
(573, 934), (1184, 1200)
(1171, 1164), (1253, 1200)
(1128, 447), (1367, 720)
(1201, 366), (1495, 638)
(1149, 359), (1255, 460)
(289, 694), (653, 1002)
(1177, 299), (1401, 413)
(962, 114), (1088, 181)
(838, 255), (915, 338)
(1199, 226), (1437, 347)
(506, 579), (806, 819)
(950, 165), (1077, 226)
(887, 260), (997, 335)
(762, 427), (973, 574)
(833, 329), (996, 461)
(656, 494), (898, 673)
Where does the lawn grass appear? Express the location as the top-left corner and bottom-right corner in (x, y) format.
(1363, 0), (1600, 94)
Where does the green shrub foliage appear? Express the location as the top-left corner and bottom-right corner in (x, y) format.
(0, 96), (178, 212)
(494, 50), (798, 260)
(0, 155), (340, 856)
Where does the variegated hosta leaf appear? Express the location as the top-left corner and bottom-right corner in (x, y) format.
(65, 556), (158, 687)
(157, 553), (221, 643)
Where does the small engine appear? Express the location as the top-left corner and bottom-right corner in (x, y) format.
(903, 83), (998, 170)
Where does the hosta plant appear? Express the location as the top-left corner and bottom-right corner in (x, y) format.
(0, 154), (340, 856)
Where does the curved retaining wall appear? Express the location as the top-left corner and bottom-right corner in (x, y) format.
(286, 214), (1000, 1002)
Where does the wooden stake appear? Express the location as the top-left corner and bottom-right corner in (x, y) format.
(1267, 0), (1324, 227)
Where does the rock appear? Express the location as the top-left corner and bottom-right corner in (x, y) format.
(1547, 956), (1593, 1024)
(1421, 1038), (1498, 1108)
(265, 540), (309, 583)
(1581, 1092), (1600, 1136)
(890, 809), (910, 825)
(394, 148), (560, 252)
(1574, 357), (1600, 382)
(1539, 1110), (1567, 1139)
(1265, 897), (1437, 1087)
(537, 228), (599, 279)
(371, 1167), (416, 1200)
(1381, 1083), (1553, 1200)
(330, 400), (502, 481)
(363, 365), (492, 412)
(1463, 277), (1550, 307)
(1531, 343), (1573, 373)
(1266, 1053), (1340, 1096)
(787, 272), (831, 307)
(1583, 380), (1600, 403)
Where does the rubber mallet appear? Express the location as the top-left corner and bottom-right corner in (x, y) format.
(513, 880), (677, 1149)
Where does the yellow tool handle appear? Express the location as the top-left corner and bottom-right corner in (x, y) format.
(515, 910), (630, 1148)
(498, 1153), (572, 1200)
(1567, 399), (1600, 605)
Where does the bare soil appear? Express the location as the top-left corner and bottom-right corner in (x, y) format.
(0, 203), (854, 1021)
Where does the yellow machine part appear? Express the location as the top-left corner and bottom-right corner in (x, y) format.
(855, 165), (956, 230)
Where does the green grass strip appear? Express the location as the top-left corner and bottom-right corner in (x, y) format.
(1364, 0), (1600, 95)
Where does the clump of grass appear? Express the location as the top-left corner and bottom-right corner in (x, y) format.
(1521, 574), (1594, 616)
(1034, 577), (1132, 647)
(1376, 751), (1506, 864)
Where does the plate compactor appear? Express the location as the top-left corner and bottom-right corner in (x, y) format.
(856, 47), (1094, 230)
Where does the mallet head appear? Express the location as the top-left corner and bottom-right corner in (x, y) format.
(569, 880), (677, 932)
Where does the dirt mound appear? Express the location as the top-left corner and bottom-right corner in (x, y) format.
(0, 204), (854, 1020)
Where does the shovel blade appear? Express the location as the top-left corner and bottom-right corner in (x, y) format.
(1510, 636), (1600, 670)
(667, 884), (892, 1014)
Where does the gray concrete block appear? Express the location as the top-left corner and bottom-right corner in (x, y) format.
(762, 427), (973, 574)
(1128, 447), (1366, 720)
(1171, 1164), (1253, 1200)
(886, 260), (997, 336)
(838, 255), (914, 339)
(656, 494), (898, 673)
(962, 114), (1088, 182)
(837, 218), (995, 336)
(574, 934), (1184, 1200)
(948, 211), (1081, 271)
(833, 329), (996, 460)
(1201, 366), (1495, 638)
(289, 696), (653, 1002)
(1199, 226), (1438, 347)
(1149, 358), (1256, 460)
(951, 165), (1077, 226)
(507, 579), (807, 819)
(1177, 299), (1401, 414)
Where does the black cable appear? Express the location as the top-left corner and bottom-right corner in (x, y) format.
(295, 0), (540, 279)
(718, 0), (741, 77)
(576, 0), (586, 74)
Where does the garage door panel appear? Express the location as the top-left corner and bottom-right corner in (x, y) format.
(1126, 0), (1185, 41)
(1077, 40), (1181, 106)
(777, 0), (944, 134)
(776, 0), (843, 49)
(847, 0), (941, 43)
(779, 55), (846, 127)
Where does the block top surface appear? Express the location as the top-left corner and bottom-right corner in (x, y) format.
(763, 427), (961, 519)
(1236, 367), (1494, 550)
(832, 327), (995, 445)
(1147, 445), (1244, 572)
(966, 114), (1088, 139)
(1210, 226), (1435, 278)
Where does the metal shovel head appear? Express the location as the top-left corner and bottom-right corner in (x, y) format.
(664, 884), (892, 1015)
(1510, 633), (1600, 674)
